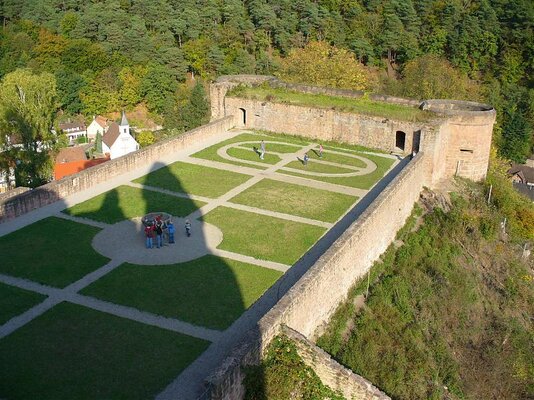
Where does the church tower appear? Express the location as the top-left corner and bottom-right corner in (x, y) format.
(119, 110), (130, 136)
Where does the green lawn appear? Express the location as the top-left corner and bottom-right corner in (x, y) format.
(64, 185), (205, 224)
(202, 207), (326, 264)
(81, 255), (282, 330)
(283, 159), (357, 174)
(309, 150), (368, 168)
(133, 161), (251, 198)
(0, 302), (209, 400)
(227, 146), (280, 164)
(0, 217), (109, 288)
(191, 132), (272, 169)
(282, 153), (396, 190)
(229, 179), (357, 223)
(236, 141), (305, 154)
(0, 283), (46, 325)
(229, 85), (430, 122)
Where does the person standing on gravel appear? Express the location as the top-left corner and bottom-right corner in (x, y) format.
(155, 216), (164, 248)
(145, 223), (154, 249)
(167, 220), (175, 244)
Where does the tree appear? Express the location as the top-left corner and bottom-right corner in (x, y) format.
(141, 63), (177, 113)
(179, 81), (209, 131)
(277, 41), (370, 90)
(137, 130), (155, 147)
(95, 131), (103, 154)
(398, 54), (478, 100)
(500, 109), (532, 163)
(0, 69), (58, 187)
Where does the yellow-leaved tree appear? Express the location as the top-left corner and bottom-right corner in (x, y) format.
(276, 41), (371, 91)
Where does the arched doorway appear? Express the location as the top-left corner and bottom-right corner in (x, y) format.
(395, 130), (406, 151)
(239, 108), (246, 126)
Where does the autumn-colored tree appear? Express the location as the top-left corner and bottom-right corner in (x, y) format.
(398, 54), (479, 100)
(137, 130), (156, 147)
(118, 65), (147, 109)
(276, 41), (370, 90)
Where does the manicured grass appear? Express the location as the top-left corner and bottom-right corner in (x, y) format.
(0, 283), (46, 325)
(64, 185), (205, 224)
(82, 255), (282, 330)
(227, 146), (280, 164)
(310, 150), (368, 168)
(202, 207), (326, 264)
(0, 302), (209, 400)
(236, 141), (304, 154)
(283, 159), (357, 174)
(191, 132), (271, 169)
(229, 179), (357, 223)
(282, 153), (396, 190)
(133, 161), (251, 198)
(230, 85), (430, 122)
(0, 217), (109, 288)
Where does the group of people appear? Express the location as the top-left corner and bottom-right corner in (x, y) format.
(258, 140), (323, 165)
(144, 216), (192, 249)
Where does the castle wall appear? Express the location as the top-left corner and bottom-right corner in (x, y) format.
(283, 326), (391, 400)
(0, 117), (234, 223)
(225, 97), (423, 155)
(207, 152), (427, 398)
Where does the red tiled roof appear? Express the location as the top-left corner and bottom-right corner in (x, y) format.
(95, 116), (108, 128)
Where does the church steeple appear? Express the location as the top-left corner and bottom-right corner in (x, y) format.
(119, 110), (130, 136)
(120, 110), (129, 127)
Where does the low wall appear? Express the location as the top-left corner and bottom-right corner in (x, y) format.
(207, 153), (427, 398)
(225, 97), (422, 154)
(283, 326), (390, 400)
(0, 117), (234, 223)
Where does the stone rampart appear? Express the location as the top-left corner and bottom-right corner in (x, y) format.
(283, 326), (391, 400)
(206, 153), (426, 399)
(225, 97), (423, 154)
(0, 117), (234, 223)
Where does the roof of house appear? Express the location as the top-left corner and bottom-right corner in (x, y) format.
(103, 122), (121, 148)
(93, 116), (108, 128)
(55, 146), (87, 164)
(59, 121), (86, 131)
(513, 182), (534, 202)
(509, 164), (534, 183)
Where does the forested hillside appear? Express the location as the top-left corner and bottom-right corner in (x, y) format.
(0, 1), (532, 186)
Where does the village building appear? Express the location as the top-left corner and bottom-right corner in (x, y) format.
(86, 116), (108, 141)
(58, 121), (87, 145)
(101, 111), (139, 159)
(54, 145), (109, 180)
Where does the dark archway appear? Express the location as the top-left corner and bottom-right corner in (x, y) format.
(239, 108), (246, 126)
(395, 131), (406, 151)
(412, 130), (421, 152)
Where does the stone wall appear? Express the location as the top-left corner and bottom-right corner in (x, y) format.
(283, 326), (390, 400)
(0, 117), (234, 223)
(225, 97), (423, 155)
(207, 153), (427, 398)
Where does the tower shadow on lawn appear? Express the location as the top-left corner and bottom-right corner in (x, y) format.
(79, 162), (276, 397)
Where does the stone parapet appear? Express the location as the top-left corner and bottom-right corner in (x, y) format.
(207, 154), (427, 399)
(283, 326), (391, 400)
(0, 117), (235, 223)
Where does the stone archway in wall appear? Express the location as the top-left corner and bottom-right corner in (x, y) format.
(412, 130), (421, 152)
(238, 108), (247, 127)
(395, 130), (406, 151)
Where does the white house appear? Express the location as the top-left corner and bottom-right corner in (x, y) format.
(58, 121), (87, 144)
(102, 111), (139, 159)
(86, 116), (108, 141)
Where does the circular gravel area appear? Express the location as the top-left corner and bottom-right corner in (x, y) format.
(92, 217), (223, 265)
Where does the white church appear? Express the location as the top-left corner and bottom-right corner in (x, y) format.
(101, 111), (139, 160)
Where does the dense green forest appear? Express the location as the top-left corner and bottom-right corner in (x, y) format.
(0, 0), (533, 186)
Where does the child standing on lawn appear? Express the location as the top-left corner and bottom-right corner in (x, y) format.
(185, 219), (192, 237)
